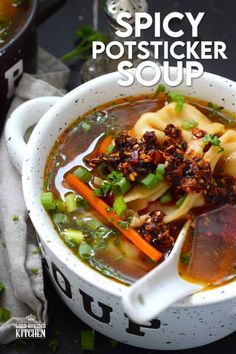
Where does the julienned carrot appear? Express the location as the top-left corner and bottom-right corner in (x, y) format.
(99, 135), (114, 154)
(65, 173), (163, 262)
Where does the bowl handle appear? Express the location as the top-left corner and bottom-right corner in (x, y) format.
(5, 96), (61, 173)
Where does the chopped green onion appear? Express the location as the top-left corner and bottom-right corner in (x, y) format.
(180, 252), (191, 265)
(141, 173), (159, 188)
(55, 200), (67, 212)
(203, 133), (224, 153)
(176, 194), (187, 208)
(12, 214), (20, 222)
(156, 164), (165, 181)
(208, 102), (223, 117)
(155, 84), (166, 96)
(81, 121), (91, 132)
(81, 330), (95, 351)
(113, 196), (127, 216)
(181, 119), (198, 130)
(108, 170), (124, 181)
(0, 307), (11, 322)
(0, 283), (5, 294)
(47, 339), (58, 353)
(106, 143), (114, 154)
(94, 180), (111, 197)
(32, 246), (41, 255)
(73, 166), (92, 182)
(76, 217), (102, 231)
(41, 192), (56, 210)
(65, 193), (78, 213)
(160, 192), (172, 204)
(76, 195), (88, 208)
(31, 268), (38, 275)
(111, 177), (131, 195)
(79, 242), (93, 260)
(94, 226), (111, 238)
(53, 213), (69, 224)
(63, 229), (84, 245)
(168, 92), (185, 112)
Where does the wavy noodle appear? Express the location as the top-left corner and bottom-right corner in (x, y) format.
(124, 181), (169, 203)
(163, 193), (205, 223)
(134, 102), (225, 155)
(204, 130), (236, 171)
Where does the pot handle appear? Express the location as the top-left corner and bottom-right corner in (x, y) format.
(5, 96), (61, 173)
(37, 0), (67, 26)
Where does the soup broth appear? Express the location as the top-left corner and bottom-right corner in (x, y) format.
(42, 91), (236, 287)
(0, 0), (30, 47)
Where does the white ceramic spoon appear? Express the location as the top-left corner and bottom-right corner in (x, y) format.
(122, 221), (203, 323)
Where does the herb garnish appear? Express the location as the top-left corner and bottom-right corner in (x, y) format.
(168, 92), (185, 112)
(47, 339), (58, 353)
(61, 26), (107, 62)
(31, 268), (39, 276)
(155, 84), (166, 96)
(181, 119), (198, 130)
(0, 283), (5, 294)
(94, 180), (111, 197)
(208, 102), (223, 117)
(12, 214), (20, 222)
(203, 133), (224, 153)
(180, 252), (191, 265)
(0, 307), (11, 322)
(32, 246), (41, 255)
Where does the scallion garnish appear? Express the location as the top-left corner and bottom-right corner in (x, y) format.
(94, 180), (111, 197)
(155, 84), (166, 96)
(180, 252), (191, 265)
(76, 195), (88, 208)
(168, 92), (185, 112)
(73, 166), (92, 182)
(208, 102), (223, 117)
(156, 164), (165, 181)
(106, 143), (114, 155)
(203, 133), (224, 153)
(111, 177), (131, 195)
(160, 192), (172, 204)
(0, 283), (5, 294)
(176, 194), (187, 208)
(41, 192), (56, 210)
(81, 330), (95, 351)
(79, 242), (93, 260)
(0, 307), (11, 323)
(113, 196), (127, 216)
(81, 121), (91, 133)
(31, 268), (38, 276)
(53, 213), (69, 224)
(141, 173), (159, 189)
(181, 119), (198, 130)
(65, 193), (78, 213)
(63, 229), (84, 245)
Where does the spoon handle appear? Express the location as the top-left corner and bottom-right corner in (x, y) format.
(122, 262), (201, 323)
(122, 221), (202, 323)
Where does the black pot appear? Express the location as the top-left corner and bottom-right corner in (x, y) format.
(0, 0), (66, 130)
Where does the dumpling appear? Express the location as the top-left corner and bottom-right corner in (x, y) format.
(134, 102), (225, 155)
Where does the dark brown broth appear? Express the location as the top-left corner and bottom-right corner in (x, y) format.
(0, 0), (30, 47)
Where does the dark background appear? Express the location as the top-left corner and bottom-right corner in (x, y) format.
(2, 0), (236, 353)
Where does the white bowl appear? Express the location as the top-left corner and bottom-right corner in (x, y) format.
(5, 67), (236, 350)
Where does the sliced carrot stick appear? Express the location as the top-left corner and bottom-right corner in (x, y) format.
(99, 135), (114, 154)
(65, 173), (163, 262)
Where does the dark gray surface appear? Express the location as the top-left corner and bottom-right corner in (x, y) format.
(2, 0), (236, 352)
